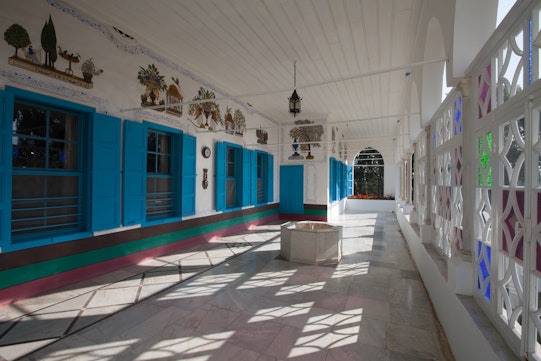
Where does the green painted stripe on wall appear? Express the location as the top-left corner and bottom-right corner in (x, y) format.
(304, 209), (327, 216)
(0, 208), (277, 290)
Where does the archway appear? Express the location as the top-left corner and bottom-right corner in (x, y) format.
(353, 147), (385, 198)
(421, 17), (445, 126)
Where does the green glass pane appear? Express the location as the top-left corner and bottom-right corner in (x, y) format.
(478, 133), (493, 187)
(480, 150), (490, 170)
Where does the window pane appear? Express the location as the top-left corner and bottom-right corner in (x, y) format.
(158, 133), (170, 153)
(49, 141), (78, 169)
(257, 179), (264, 203)
(13, 103), (47, 137)
(257, 153), (263, 178)
(148, 132), (157, 151)
(12, 138), (46, 168)
(12, 175), (81, 238)
(49, 111), (78, 141)
(157, 154), (170, 174)
(226, 179), (236, 207)
(146, 176), (173, 219)
(13, 102), (79, 171)
(147, 153), (156, 173)
(227, 148), (235, 177)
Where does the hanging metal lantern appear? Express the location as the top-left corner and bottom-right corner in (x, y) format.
(289, 89), (301, 116)
(288, 61), (301, 116)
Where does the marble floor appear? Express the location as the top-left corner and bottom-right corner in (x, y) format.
(0, 212), (454, 361)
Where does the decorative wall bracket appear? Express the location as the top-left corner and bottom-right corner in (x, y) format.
(202, 168), (208, 189)
(289, 119), (324, 160)
(8, 57), (92, 89)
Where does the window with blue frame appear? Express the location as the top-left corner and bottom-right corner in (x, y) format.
(216, 142), (273, 211)
(257, 152), (266, 203)
(11, 100), (84, 240)
(226, 146), (242, 208)
(123, 121), (193, 226)
(146, 129), (174, 220)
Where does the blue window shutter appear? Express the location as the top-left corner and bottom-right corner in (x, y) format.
(215, 142), (225, 211)
(182, 134), (196, 216)
(250, 150), (257, 204)
(267, 154), (274, 202)
(329, 158), (335, 201)
(342, 162), (347, 198)
(347, 165), (353, 196)
(342, 162), (346, 198)
(91, 113), (121, 231)
(242, 148), (251, 207)
(335, 159), (340, 200)
(123, 120), (146, 225)
(340, 162), (344, 199)
(0, 91), (13, 250)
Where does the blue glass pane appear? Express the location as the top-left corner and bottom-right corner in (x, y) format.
(529, 17), (533, 84)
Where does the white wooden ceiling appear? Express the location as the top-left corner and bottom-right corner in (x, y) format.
(65, 0), (426, 143)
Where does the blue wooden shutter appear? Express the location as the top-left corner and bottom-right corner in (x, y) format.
(215, 142), (225, 211)
(347, 165), (353, 196)
(250, 150), (257, 204)
(91, 113), (121, 231)
(267, 154), (274, 203)
(339, 162), (345, 199)
(242, 148), (251, 207)
(335, 159), (340, 200)
(329, 158), (335, 201)
(342, 162), (347, 199)
(181, 134), (196, 216)
(0, 91), (13, 251)
(123, 120), (146, 225)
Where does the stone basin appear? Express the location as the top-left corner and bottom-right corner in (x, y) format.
(280, 221), (343, 265)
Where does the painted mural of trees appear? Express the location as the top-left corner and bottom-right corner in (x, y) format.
(41, 15), (57, 69)
(4, 24), (30, 58)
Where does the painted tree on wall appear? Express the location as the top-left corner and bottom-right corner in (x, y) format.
(40, 15), (57, 69)
(3, 24), (30, 58)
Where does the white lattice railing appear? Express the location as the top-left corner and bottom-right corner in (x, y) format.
(469, 2), (541, 359)
(429, 91), (464, 259)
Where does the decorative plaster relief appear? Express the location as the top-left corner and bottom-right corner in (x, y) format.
(0, 68), (108, 112)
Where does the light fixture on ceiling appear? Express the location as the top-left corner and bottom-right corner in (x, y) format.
(288, 60), (301, 117)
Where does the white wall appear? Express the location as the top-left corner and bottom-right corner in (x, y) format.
(0, 0), (279, 220)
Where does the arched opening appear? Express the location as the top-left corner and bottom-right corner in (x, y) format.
(442, 62), (453, 102)
(422, 18), (445, 125)
(452, 0), (497, 77)
(497, 0), (518, 27)
(409, 81), (422, 142)
(353, 147), (384, 198)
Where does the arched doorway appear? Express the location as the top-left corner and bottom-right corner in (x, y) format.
(353, 147), (384, 198)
